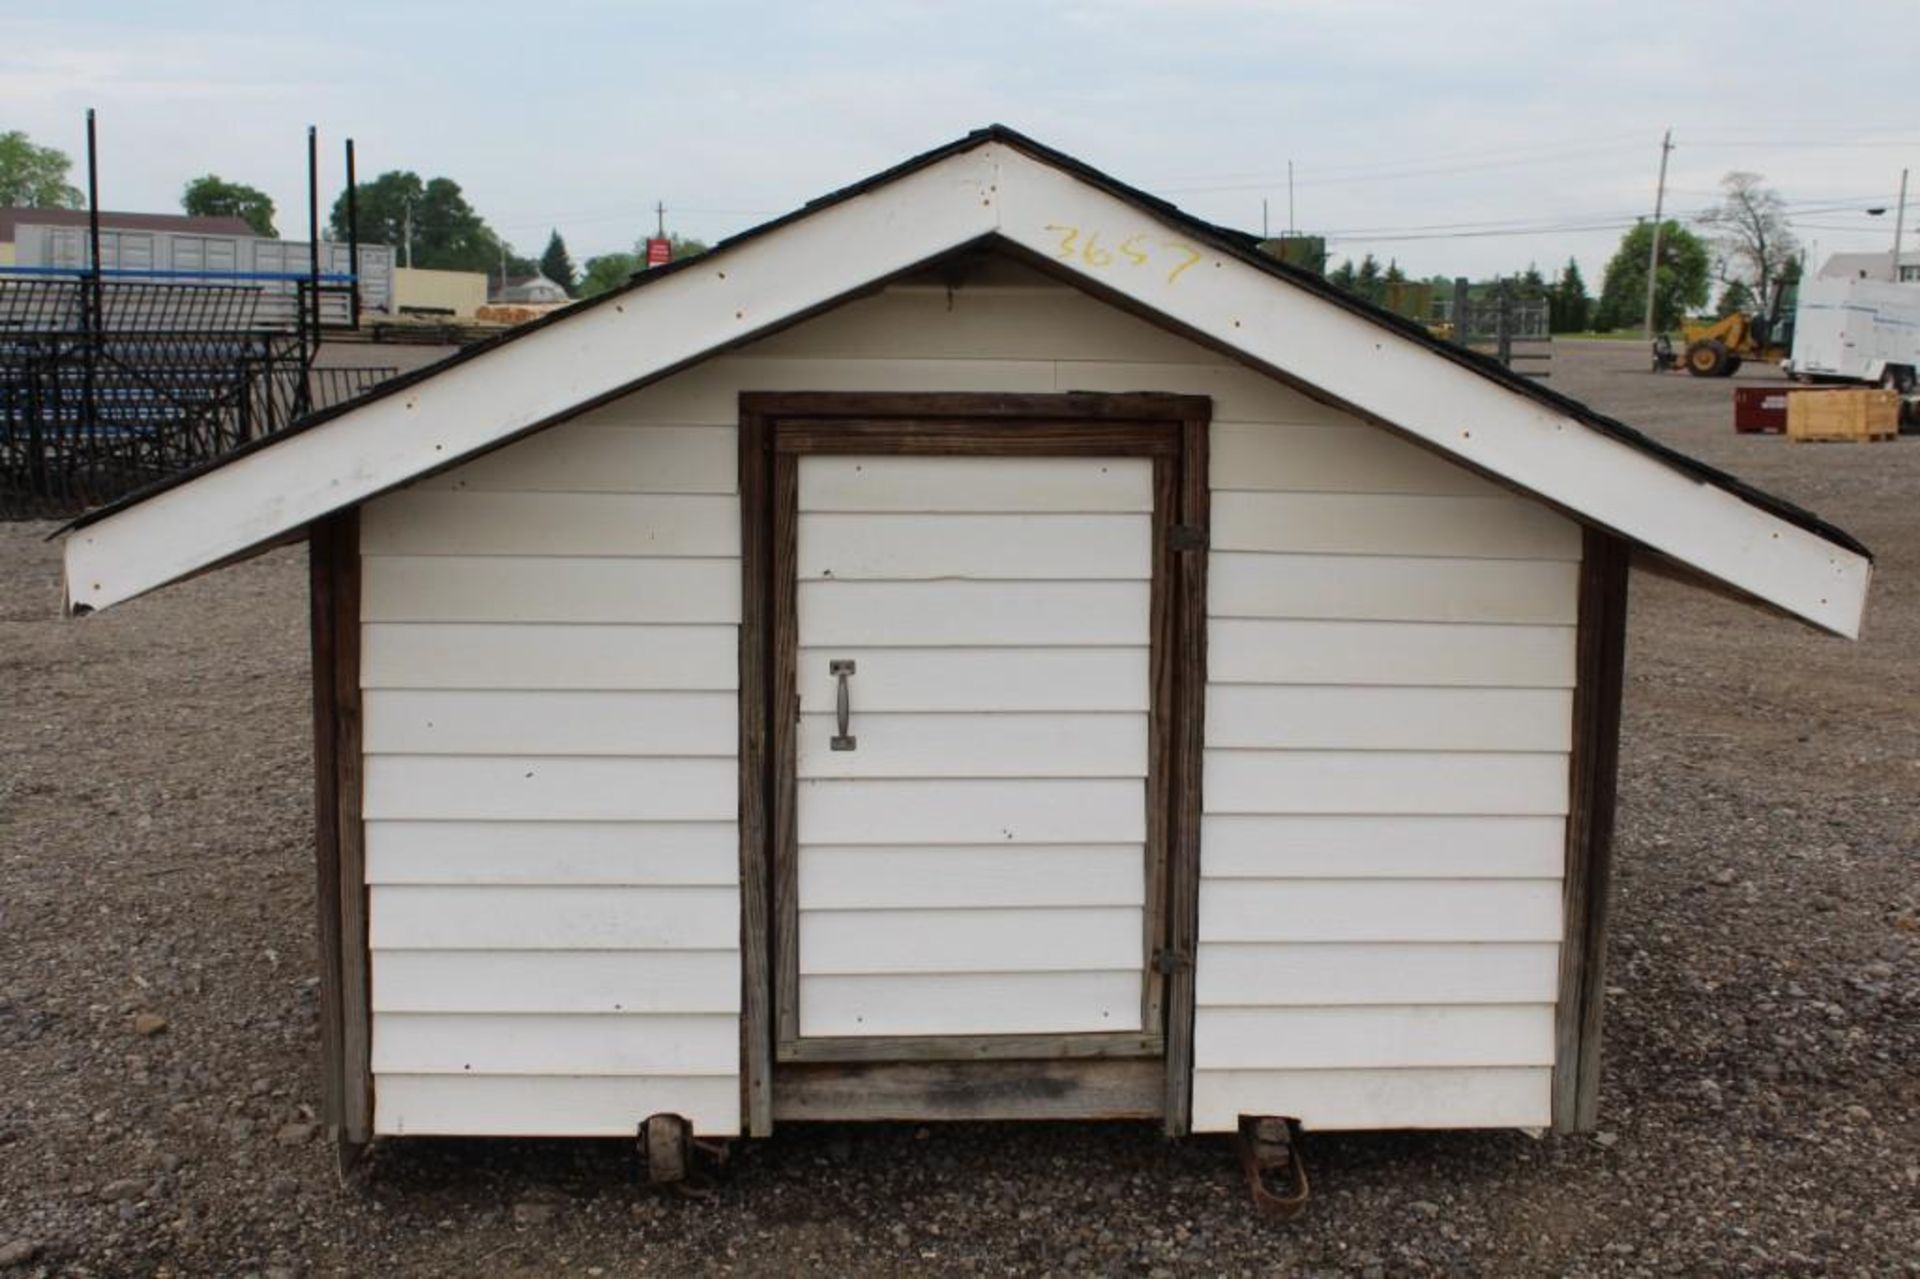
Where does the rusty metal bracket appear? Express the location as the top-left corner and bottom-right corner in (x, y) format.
(1238, 1115), (1311, 1220)
(638, 1114), (730, 1198)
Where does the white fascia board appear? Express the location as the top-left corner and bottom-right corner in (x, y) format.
(991, 151), (1870, 638)
(63, 147), (1006, 613)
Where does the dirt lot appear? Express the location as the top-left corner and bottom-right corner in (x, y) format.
(1, 339), (1915, 1276)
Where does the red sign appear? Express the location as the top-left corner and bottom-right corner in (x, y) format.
(645, 237), (671, 268)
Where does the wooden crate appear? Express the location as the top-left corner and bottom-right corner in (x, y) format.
(1786, 389), (1900, 443)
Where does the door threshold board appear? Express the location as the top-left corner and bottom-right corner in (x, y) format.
(771, 1057), (1166, 1123)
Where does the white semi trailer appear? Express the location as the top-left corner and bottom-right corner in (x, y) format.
(1787, 276), (1920, 394)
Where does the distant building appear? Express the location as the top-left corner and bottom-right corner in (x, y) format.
(490, 272), (571, 305)
(1817, 250), (1920, 284)
(0, 207), (255, 266)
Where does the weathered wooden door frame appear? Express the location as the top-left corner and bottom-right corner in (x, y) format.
(738, 392), (1210, 1136)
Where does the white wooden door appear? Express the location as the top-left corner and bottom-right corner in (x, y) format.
(792, 455), (1156, 1042)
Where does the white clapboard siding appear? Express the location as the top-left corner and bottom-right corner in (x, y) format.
(364, 820), (738, 886)
(1195, 1004), (1556, 1070)
(798, 513), (1150, 580)
(800, 971), (1144, 1037)
(363, 690), (737, 757)
(1196, 942), (1561, 1006)
(746, 283), (1234, 364)
(799, 845), (1145, 908)
(378, 1074), (740, 1137)
(361, 556), (739, 624)
(363, 756), (736, 822)
(373, 950), (741, 1014)
(1192, 1068), (1552, 1132)
(1210, 619), (1577, 688)
(797, 713), (1146, 779)
(1211, 422), (1506, 497)
(1205, 750), (1570, 816)
(796, 647), (1149, 712)
(797, 580), (1149, 647)
(1200, 815), (1567, 879)
(370, 885), (740, 950)
(799, 455), (1152, 513)
(412, 425), (736, 494)
(1206, 687), (1573, 753)
(362, 491), (739, 556)
(1212, 491), (1581, 559)
(373, 1012), (739, 1075)
(798, 778), (1146, 845)
(1208, 553), (1579, 625)
(1199, 880), (1564, 943)
(361, 623), (738, 690)
(800, 907), (1145, 974)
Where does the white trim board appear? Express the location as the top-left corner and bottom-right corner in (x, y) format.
(63, 136), (1868, 636)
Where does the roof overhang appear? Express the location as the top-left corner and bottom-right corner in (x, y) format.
(61, 129), (1871, 637)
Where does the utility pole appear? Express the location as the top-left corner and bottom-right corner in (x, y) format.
(1642, 129), (1673, 341)
(401, 198), (413, 269)
(656, 201), (667, 239)
(1287, 160), (1295, 238)
(1891, 167), (1909, 283)
(1261, 198), (1269, 240)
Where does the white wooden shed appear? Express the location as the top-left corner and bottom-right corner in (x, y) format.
(60, 129), (1870, 1169)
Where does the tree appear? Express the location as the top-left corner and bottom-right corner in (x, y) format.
(1716, 279), (1755, 319)
(181, 174), (277, 237)
(539, 230), (577, 295)
(0, 130), (83, 208)
(1594, 220), (1710, 332)
(329, 171), (516, 275)
(1327, 259), (1357, 292)
(1550, 258), (1591, 333)
(577, 252), (640, 297)
(1700, 171), (1799, 306)
(1353, 253), (1384, 305)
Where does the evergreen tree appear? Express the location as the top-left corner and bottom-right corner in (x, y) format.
(539, 229), (577, 295)
(1354, 253), (1384, 305)
(1327, 259), (1357, 292)
(1550, 258), (1591, 333)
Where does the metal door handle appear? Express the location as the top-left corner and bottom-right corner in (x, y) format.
(829, 659), (856, 751)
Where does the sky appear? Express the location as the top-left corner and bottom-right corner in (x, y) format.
(5, 0), (1916, 288)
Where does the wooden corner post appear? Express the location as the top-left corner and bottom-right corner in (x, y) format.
(1553, 528), (1630, 1133)
(309, 511), (371, 1154)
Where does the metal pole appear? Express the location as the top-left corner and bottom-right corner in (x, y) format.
(1891, 167), (1909, 283)
(1287, 161), (1295, 237)
(85, 108), (103, 319)
(1641, 129), (1673, 340)
(345, 138), (361, 328)
(307, 125), (322, 341)
(84, 108), (103, 454)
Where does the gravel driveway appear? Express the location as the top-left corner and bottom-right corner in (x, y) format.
(1, 339), (1914, 1275)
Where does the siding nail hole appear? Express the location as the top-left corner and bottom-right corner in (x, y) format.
(718, 271), (726, 280)
(616, 304), (625, 313)
(524, 771), (534, 779)
(1462, 430), (1472, 439)
(735, 310), (744, 319)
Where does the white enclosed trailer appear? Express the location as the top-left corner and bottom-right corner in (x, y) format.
(54, 129), (1871, 1197)
(1788, 276), (1920, 392)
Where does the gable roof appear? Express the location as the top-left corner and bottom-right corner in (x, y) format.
(61, 126), (1871, 636)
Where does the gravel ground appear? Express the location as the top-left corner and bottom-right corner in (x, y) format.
(1, 339), (1915, 1276)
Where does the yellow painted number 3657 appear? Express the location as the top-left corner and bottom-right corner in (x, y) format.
(1043, 225), (1203, 284)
